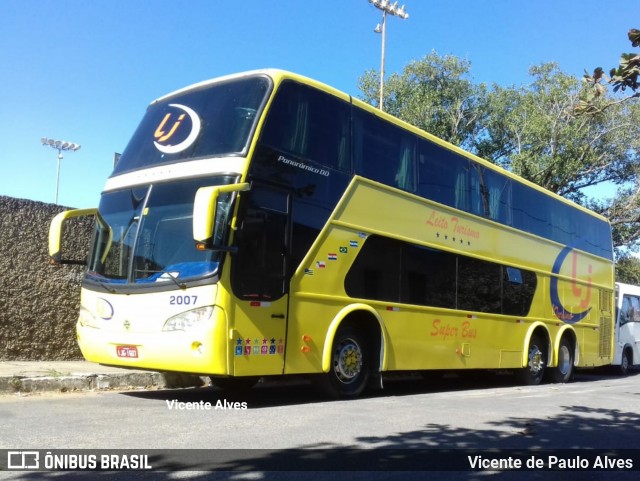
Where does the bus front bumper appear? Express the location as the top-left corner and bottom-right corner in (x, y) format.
(75, 307), (229, 376)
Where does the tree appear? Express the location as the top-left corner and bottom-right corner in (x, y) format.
(357, 52), (485, 150)
(616, 255), (640, 285)
(581, 29), (640, 114)
(478, 63), (640, 205)
(589, 164), (640, 254)
(580, 28), (640, 255)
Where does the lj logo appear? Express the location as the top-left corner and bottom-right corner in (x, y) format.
(550, 242), (592, 324)
(153, 103), (201, 154)
(7, 451), (39, 469)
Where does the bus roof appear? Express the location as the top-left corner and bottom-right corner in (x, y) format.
(151, 69), (611, 225)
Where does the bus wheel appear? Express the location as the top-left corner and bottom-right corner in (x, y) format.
(210, 376), (258, 393)
(547, 337), (574, 383)
(518, 335), (546, 385)
(315, 326), (370, 399)
(619, 349), (631, 376)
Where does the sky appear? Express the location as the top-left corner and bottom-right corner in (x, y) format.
(0, 0), (636, 209)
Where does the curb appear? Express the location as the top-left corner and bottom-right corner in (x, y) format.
(0, 372), (209, 395)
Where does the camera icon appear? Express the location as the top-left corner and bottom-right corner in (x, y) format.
(7, 451), (39, 469)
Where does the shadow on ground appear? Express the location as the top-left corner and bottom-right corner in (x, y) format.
(8, 371), (639, 481)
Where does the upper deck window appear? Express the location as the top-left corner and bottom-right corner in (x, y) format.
(112, 76), (272, 176)
(259, 80), (351, 172)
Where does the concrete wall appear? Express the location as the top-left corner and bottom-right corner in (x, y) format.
(0, 196), (93, 360)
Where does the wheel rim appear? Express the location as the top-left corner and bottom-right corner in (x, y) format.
(557, 344), (571, 375)
(333, 338), (363, 384)
(528, 344), (544, 376)
(622, 352), (629, 371)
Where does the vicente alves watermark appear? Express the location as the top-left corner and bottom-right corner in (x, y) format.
(166, 399), (247, 411)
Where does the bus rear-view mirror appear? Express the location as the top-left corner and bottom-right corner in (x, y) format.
(49, 208), (98, 265)
(193, 183), (249, 250)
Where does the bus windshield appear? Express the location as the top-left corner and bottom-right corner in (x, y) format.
(86, 176), (237, 285)
(112, 75), (272, 175)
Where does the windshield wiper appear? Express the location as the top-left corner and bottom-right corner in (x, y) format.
(97, 281), (117, 294)
(86, 272), (119, 293)
(160, 271), (187, 290)
(138, 269), (187, 290)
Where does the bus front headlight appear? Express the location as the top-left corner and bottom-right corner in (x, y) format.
(78, 306), (100, 329)
(163, 306), (214, 332)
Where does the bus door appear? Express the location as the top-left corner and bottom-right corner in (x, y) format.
(230, 183), (291, 376)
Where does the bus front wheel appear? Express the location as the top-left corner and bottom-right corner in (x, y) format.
(619, 349), (632, 376)
(314, 326), (371, 399)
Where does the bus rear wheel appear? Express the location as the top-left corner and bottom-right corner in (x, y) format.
(518, 334), (546, 385)
(314, 326), (370, 399)
(546, 337), (574, 383)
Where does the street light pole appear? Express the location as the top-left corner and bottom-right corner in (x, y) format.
(370, 0), (409, 111)
(378, 10), (387, 111)
(41, 137), (81, 205)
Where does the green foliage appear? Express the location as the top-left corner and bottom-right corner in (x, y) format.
(610, 52), (640, 93)
(615, 255), (640, 285)
(357, 52), (485, 149)
(581, 29), (640, 114)
(479, 64), (640, 203)
(589, 166), (640, 255)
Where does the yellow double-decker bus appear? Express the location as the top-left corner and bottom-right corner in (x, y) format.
(50, 70), (614, 398)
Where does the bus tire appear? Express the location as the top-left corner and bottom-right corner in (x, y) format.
(547, 337), (574, 383)
(315, 325), (370, 399)
(619, 349), (632, 376)
(518, 334), (546, 385)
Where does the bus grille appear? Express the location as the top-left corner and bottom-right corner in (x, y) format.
(598, 289), (613, 358)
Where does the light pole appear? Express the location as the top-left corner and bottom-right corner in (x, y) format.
(41, 137), (81, 205)
(369, 0), (409, 111)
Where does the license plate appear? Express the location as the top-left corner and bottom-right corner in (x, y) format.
(116, 346), (138, 358)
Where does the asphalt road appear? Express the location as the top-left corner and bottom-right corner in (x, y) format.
(1, 370), (639, 480)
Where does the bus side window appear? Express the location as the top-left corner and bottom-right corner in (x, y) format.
(259, 80), (350, 172)
(353, 109), (416, 193)
(417, 138), (462, 206)
(344, 236), (400, 302)
(345, 235), (535, 316)
(620, 296), (633, 325)
(452, 161), (481, 215)
(480, 168), (512, 225)
(395, 137), (416, 192)
(457, 256), (502, 313)
(631, 296), (640, 323)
